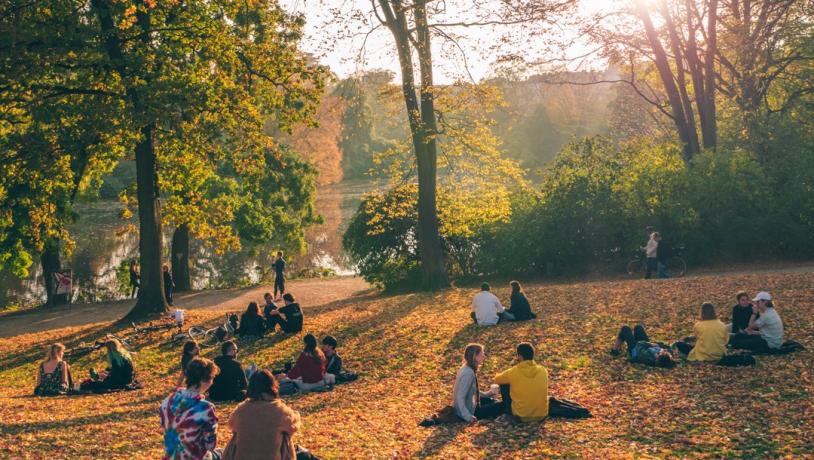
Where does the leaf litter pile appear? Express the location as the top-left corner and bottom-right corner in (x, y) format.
(1, 272), (812, 459)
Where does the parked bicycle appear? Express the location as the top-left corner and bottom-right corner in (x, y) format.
(626, 245), (687, 278)
(187, 313), (238, 347)
(65, 334), (131, 359)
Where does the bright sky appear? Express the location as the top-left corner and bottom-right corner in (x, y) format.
(280, 0), (623, 84)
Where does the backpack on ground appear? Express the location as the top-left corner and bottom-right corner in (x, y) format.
(336, 371), (358, 383)
(717, 353), (756, 366)
(548, 397), (592, 419)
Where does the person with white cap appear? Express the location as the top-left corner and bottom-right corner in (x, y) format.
(729, 291), (784, 352)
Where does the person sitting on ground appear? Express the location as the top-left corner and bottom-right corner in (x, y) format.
(209, 340), (248, 402)
(453, 343), (505, 423)
(266, 293), (303, 334)
(80, 338), (136, 393)
(223, 370), (317, 460)
(611, 324), (677, 368)
(505, 281), (537, 321)
(277, 334), (334, 392)
(729, 291), (784, 352)
(160, 357), (222, 460)
(471, 282), (510, 326)
(493, 342), (549, 422)
(730, 291), (754, 334)
(673, 303), (729, 362)
(262, 292), (278, 326)
(35, 343), (70, 396)
(321, 335), (358, 384)
(176, 340), (200, 388)
(237, 302), (265, 338)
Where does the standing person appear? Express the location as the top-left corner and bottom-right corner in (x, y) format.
(730, 291), (754, 334)
(729, 292), (784, 352)
(209, 341), (248, 402)
(452, 343), (504, 423)
(34, 343), (70, 396)
(129, 261), (140, 299)
(80, 338), (136, 393)
(644, 232), (659, 279)
(492, 342), (549, 422)
(163, 264), (175, 306)
(273, 251), (286, 301)
(505, 281), (536, 321)
(266, 293), (303, 334)
(676, 303), (729, 362)
(176, 340), (200, 388)
(222, 370), (317, 460)
(655, 234), (671, 278)
(160, 357), (222, 460)
(471, 282), (510, 326)
(276, 334), (333, 393)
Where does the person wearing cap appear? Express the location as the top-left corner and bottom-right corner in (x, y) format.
(471, 282), (512, 326)
(729, 292), (784, 352)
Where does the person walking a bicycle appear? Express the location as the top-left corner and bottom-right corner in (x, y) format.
(643, 232), (660, 279)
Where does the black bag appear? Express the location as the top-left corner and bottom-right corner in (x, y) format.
(765, 340), (805, 355)
(548, 397), (592, 419)
(336, 372), (358, 383)
(279, 380), (298, 396)
(717, 354), (756, 366)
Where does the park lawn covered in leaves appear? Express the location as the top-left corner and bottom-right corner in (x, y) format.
(1, 272), (813, 459)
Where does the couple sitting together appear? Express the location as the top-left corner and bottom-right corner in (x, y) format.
(178, 334), (349, 402)
(471, 281), (537, 326)
(235, 292), (304, 338)
(611, 291), (786, 368)
(34, 339), (137, 396)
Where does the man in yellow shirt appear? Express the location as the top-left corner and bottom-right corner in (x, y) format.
(493, 342), (549, 422)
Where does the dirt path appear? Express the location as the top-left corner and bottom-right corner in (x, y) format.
(0, 276), (370, 338)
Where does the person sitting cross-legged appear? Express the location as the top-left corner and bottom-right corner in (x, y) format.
(505, 281), (537, 321)
(492, 342), (549, 422)
(237, 302), (265, 338)
(209, 340), (248, 402)
(611, 324), (677, 369)
(276, 334), (334, 393)
(79, 338), (136, 393)
(673, 303), (729, 362)
(160, 357), (222, 460)
(34, 343), (71, 396)
(266, 293), (304, 334)
(729, 291), (784, 353)
(453, 343), (505, 423)
(471, 282), (511, 326)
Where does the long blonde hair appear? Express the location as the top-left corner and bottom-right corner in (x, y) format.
(45, 343), (65, 362)
(463, 343), (484, 371)
(105, 338), (131, 367)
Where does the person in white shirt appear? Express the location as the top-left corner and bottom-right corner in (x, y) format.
(729, 291), (784, 352)
(471, 283), (512, 326)
(644, 232), (660, 279)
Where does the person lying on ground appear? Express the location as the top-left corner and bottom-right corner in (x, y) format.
(610, 324), (677, 368)
(176, 340), (200, 388)
(35, 343), (70, 396)
(729, 291), (784, 352)
(730, 291), (754, 334)
(471, 282), (511, 326)
(237, 302), (265, 338)
(266, 293), (303, 333)
(222, 370), (317, 460)
(209, 340), (248, 402)
(276, 334), (334, 393)
(493, 342), (549, 422)
(80, 338), (136, 393)
(161, 358), (222, 460)
(505, 281), (537, 321)
(453, 343), (505, 423)
(673, 303), (729, 362)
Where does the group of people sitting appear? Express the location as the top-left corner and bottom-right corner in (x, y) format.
(234, 292), (304, 338)
(610, 291), (787, 368)
(34, 338), (137, 396)
(471, 281), (537, 326)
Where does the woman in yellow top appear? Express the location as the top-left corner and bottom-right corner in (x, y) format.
(679, 303), (729, 362)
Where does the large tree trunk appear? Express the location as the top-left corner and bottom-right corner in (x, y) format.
(171, 224), (191, 292)
(377, 0), (449, 290)
(40, 239), (61, 307)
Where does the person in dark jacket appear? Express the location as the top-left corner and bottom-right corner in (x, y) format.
(266, 293), (303, 333)
(163, 264), (175, 305)
(262, 292), (278, 327)
(209, 340), (248, 402)
(129, 261), (140, 299)
(730, 291), (754, 334)
(237, 302), (265, 338)
(80, 339), (136, 393)
(505, 281), (537, 321)
(273, 251), (286, 300)
(322, 335), (343, 375)
(655, 237), (672, 279)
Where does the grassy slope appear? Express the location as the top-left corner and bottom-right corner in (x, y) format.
(1, 272), (812, 459)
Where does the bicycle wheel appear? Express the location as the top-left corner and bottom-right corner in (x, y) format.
(626, 259), (643, 276)
(188, 326), (207, 340)
(666, 256), (687, 277)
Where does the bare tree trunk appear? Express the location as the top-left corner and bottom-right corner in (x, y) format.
(702, 0), (718, 148)
(171, 224), (191, 292)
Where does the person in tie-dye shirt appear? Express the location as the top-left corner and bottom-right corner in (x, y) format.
(160, 358), (222, 460)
